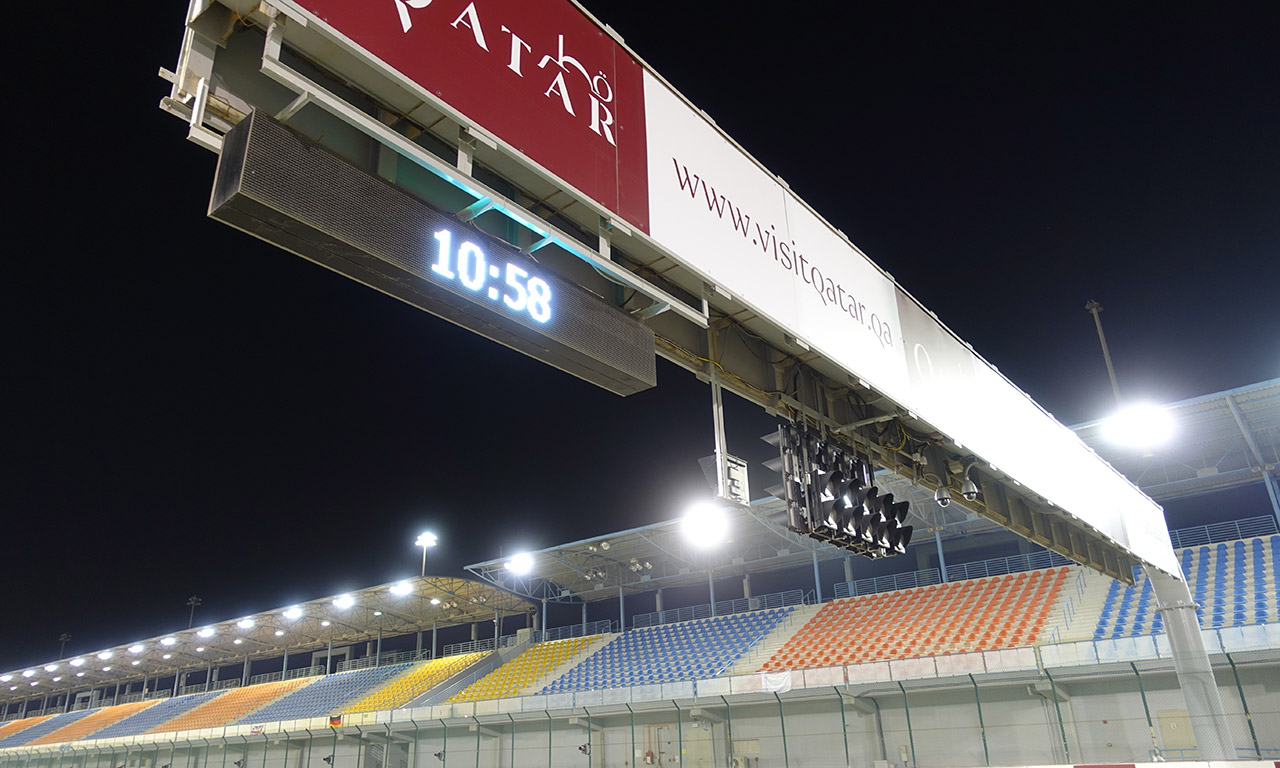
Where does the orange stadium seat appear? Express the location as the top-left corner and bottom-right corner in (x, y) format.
(761, 567), (1071, 670)
(152, 678), (312, 733)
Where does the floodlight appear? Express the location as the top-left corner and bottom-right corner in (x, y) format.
(162, 654), (172, 660)
(600, 541), (611, 551)
(321, 621), (332, 627)
(333, 594), (355, 609)
(390, 581), (412, 596)
(102, 666), (111, 672)
(75, 672), (84, 678)
(129, 645), (145, 654)
(29, 681), (37, 687)
(7, 686), (15, 691)
(160, 637), (177, 646)
(52, 676), (61, 682)
(430, 598), (441, 606)
(44, 664), (58, 672)
(233, 639), (244, 645)
(237, 618), (255, 629)
(681, 501), (728, 548)
(275, 630), (285, 636)
(197, 627), (216, 638)
(97, 651), (113, 661)
(934, 487), (952, 508)
(21, 670), (34, 678)
(196, 647), (205, 653)
(0, 675), (9, 682)
(70, 658), (85, 667)
(1101, 402), (1175, 447)
(416, 532), (438, 548)
(283, 606), (303, 620)
(373, 611), (383, 617)
(506, 552), (534, 575)
(131, 660), (140, 666)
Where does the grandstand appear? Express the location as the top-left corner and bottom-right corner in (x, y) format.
(448, 636), (600, 702)
(342, 652), (489, 713)
(0, 523), (1276, 764)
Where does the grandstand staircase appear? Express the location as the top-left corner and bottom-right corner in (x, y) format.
(1055, 567), (1116, 643)
(723, 604), (822, 676)
(518, 633), (616, 695)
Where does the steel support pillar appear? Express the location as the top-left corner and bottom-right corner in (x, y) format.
(812, 551), (823, 603)
(1145, 567), (1233, 759)
(709, 572), (716, 616)
(935, 529), (949, 582)
(618, 588), (625, 632)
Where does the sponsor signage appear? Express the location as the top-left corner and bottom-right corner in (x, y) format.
(272, 0), (1176, 575)
(290, 0), (650, 231)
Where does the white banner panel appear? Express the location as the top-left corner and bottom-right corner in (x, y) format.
(643, 72), (906, 399)
(643, 72), (1178, 576)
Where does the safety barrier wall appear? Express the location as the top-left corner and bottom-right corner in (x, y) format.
(2, 646), (1274, 768)
(630, 589), (806, 629)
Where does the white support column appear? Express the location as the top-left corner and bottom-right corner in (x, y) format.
(1145, 567), (1233, 759)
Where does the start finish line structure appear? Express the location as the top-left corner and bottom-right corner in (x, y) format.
(157, 0), (1232, 755)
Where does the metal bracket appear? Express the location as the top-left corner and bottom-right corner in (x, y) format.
(186, 77), (224, 152)
(456, 197), (496, 222)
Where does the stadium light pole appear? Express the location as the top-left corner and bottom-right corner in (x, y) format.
(186, 596), (202, 628)
(416, 532), (438, 577)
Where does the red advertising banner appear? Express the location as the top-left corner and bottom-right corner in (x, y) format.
(292, 0), (649, 232)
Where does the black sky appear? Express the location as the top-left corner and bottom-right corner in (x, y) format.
(3, 2), (1278, 672)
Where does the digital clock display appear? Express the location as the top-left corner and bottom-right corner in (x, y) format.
(429, 229), (552, 324)
(208, 110), (656, 396)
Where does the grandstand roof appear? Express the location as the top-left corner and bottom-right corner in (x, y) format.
(0, 577), (529, 709)
(1074, 378), (1280, 501)
(465, 501), (925, 604)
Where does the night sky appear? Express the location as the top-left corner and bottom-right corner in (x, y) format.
(4, 3), (1277, 674)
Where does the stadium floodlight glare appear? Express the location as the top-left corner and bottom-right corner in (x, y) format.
(70, 658), (85, 667)
(390, 581), (412, 596)
(1101, 402), (1175, 448)
(52, 676), (61, 682)
(274, 630), (285, 637)
(233, 639), (244, 645)
(131, 660), (140, 666)
(44, 664), (58, 672)
(129, 644), (145, 654)
(102, 666), (111, 672)
(7, 686), (15, 691)
(416, 531), (438, 577)
(162, 654), (172, 660)
(0, 675), (10, 682)
(320, 620), (331, 627)
(333, 594), (355, 609)
(430, 598), (441, 606)
(29, 681), (37, 687)
(196, 647), (205, 653)
(97, 651), (113, 661)
(75, 672), (84, 678)
(505, 552), (534, 576)
(237, 618), (255, 629)
(197, 627), (216, 638)
(681, 501), (728, 548)
(22, 670), (35, 678)
(160, 637), (177, 646)
(283, 606), (304, 620)
(373, 611), (383, 617)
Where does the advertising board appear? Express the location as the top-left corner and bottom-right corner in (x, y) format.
(269, 0), (1177, 575)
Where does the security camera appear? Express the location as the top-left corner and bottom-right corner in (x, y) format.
(433, 751), (444, 762)
(578, 744), (590, 756)
(960, 478), (979, 502)
(935, 486), (953, 508)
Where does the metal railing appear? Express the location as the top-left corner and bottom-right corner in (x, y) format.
(630, 590), (806, 629)
(442, 637), (507, 657)
(1169, 515), (1277, 548)
(211, 678), (241, 691)
(835, 568), (941, 598)
(179, 683), (208, 695)
(536, 620), (612, 643)
(336, 650), (429, 672)
(248, 671), (284, 686)
(285, 665), (325, 681)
